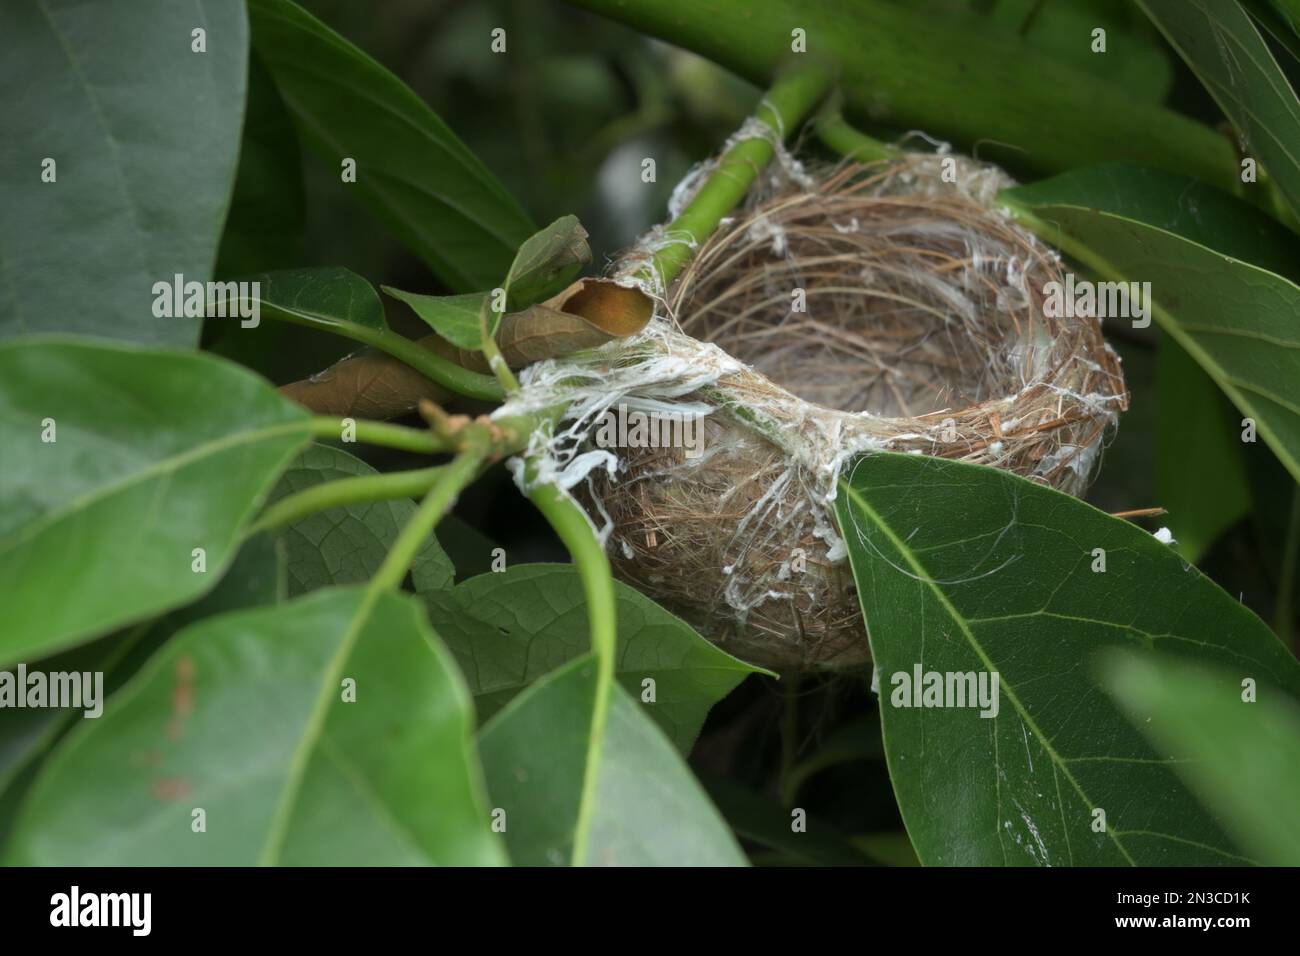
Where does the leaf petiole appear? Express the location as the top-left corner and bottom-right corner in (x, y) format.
(307, 417), (450, 454)
(248, 465), (447, 536)
(370, 437), (491, 593)
(642, 60), (834, 290)
(524, 472), (617, 865)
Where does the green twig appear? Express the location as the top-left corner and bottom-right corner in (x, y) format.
(479, 294), (521, 394)
(814, 98), (897, 163)
(528, 482), (617, 666)
(371, 439), (490, 593)
(642, 60), (834, 290)
(248, 466), (446, 536)
(308, 417), (451, 454)
(526, 475), (617, 865)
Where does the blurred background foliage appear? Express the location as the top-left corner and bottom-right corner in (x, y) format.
(199, 0), (1298, 863)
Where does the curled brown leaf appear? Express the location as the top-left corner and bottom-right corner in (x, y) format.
(280, 278), (654, 417)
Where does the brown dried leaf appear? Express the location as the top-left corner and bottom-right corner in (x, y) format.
(279, 346), (450, 418)
(280, 278), (653, 417)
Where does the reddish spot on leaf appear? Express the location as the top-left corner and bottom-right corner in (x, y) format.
(130, 748), (164, 768)
(152, 777), (191, 801)
(167, 655), (197, 739)
(172, 683), (194, 720)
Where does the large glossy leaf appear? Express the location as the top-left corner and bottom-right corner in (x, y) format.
(0, 0), (247, 345)
(423, 564), (768, 752)
(0, 534), (284, 846)
(478, 654), (746, 866)
(5, 588), (503, 866)
(1137, 0), (1300, 221)
(834, 451), (1300, 865)
(1244, 0), (1300, 63)
(266, 444), (452, 596)
(565, 0), (1238, 186)
(214, 51), (305, 280)
(953, 0), (1173, 100)
(0, 339), (310, 665)
(1001, 164), (1300, 483)
(248, 0), (535, 292)
(1103, 652), (1300, 866)
(435, 515), (500, 581)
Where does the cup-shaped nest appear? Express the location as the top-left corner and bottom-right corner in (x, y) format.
(549, 159), (1126, 671)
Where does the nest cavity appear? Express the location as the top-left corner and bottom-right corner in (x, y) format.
(507, 157), (1128, 671)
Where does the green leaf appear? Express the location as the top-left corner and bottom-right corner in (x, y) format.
(229, 266), (386, 333)
(1, 534), (285, 787)
(0, 533), (285, 847)
(1275, 0), (1300, 35)
(382, 290), (486, 350)
(478, 654), (746, 866)
(1137, 0), (1300, 221)
(1103, 652), (1300, 866)
(1245, 448), (1300, 639)
(5, 588), (503, 865)
(834, 451), (1300, 865)
(248, 0), (535, 292)
(0, 0), (248, 345)
(423, 564), (768, 752)
(1155, 338), (1252, 563)
(435, 515), (500, 581)
(1001, 163), (1300, 484)
(502, 215), (592, 309)
(0, 339), (310, 666)
(266, 444), (452, 596)
(925, 0), (1174, 101)
(566, 0), (1239, 187)
(214, 51), (305, 280)
(102, 533), (289, 695)
(1243, 0), (1300, 63)
(385, 215), (592, 346)
(224, 266), (502, 401)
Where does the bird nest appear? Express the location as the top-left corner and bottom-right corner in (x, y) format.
(497, 156), (1127, 671)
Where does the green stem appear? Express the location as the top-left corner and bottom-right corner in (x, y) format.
(249, 466), (446, 536)
(265, 305), (504, 401)
(528, 483), (617, 666)
(479, 295), (521, 394)
(308, 417), (451, 454)
(814, 99), (897, 163)
(526, 476), (617, 866)
(371, 441), (489, 592)
(644, 60), (833, 289)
